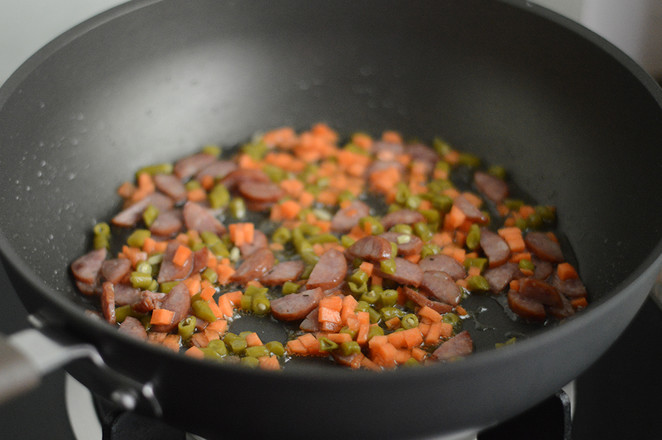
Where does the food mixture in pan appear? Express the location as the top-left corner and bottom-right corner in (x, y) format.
(71, 123), (588, 371)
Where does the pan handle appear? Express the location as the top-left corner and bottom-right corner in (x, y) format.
(0, 317), (162, 418)
(651, 269), (662, 310)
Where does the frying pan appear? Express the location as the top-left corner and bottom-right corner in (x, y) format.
(1, 0), (661, 438)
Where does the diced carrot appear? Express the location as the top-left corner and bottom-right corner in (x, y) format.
(187, 187), (207, 202)
(387, 330), (407, 348)
(206, 319), (228, 334)
(117, 181), (136, 199)
(509, 279), (520, 291)
(319, 295), (343, 312)
(159, 334), (180, 352)
(455, 305), (468, 316)
(384, 317), (401, 330)
(183, 275), (201, 296)
(359, 261), (374, 277)
(299, 191), (315, 208)
(510, 252), (532, 263)
(286, 339), (308, 356)
(258, 355), (281, 371)
(371, 341), (398, 368)
(279, 200), (301, 220)
(218, 294), (234, 318)
(381, 130), (402, 144)
(142, 236), (157, 254)
(172, 244), (192, 267)
(345, 314), (361, 333)
(318, 307), (342, 325)
(557, 262), (578, 281)
(203, 327), (220, 342)
(462, 191), (483, 208)
(199, 285), (216, 302)
(402, 328), (424, 348)
(468, 265), (482, 277)
(325, 332), (353, 344)
(356, 312), (371, 345)
(519, 204), (536, 219)
(150, 309), (174, 326)
(245, 332), (263, 347)
(216, 264), (235, 286)
(444, 205), (467, 230)
(394, 348), (412, 364)
(571, 297), (588, 309)
(411, 346), (427, 362)
(405, 253), (421, 264)
(223, 290), (243, 307)
(498, 227), (526, 252)
(185, 346), (205, 359)
(298, 333), (321, 356)
(418, 305), (442, 323)
(207, 299), (223, 319)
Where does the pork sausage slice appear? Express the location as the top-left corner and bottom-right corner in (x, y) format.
(173, 152), (217, 180)
(150, 282), (191, 333)
(518, 278), (563, 307)
(71, 247), (107, 285)
(473, 171), (508, 204)
(380, 232), (424, 257)
(101, 282), (116, 325)
(483, 262), (521, 293)
(345, 235), (392, 262)
(330, 200), (370, 234)
(524, 232), (564, 263)
(153, 173), (187, 204)
(306, 249), (347, 290)
(480, 228), (510, 267)
(380, 209), (426, 231)
(157, 241), (194, 283)
(149, 209), (183, 237)
(238, 180), (284, 203)
(507, 289), (546, 321)
(271, 288), (324, 321)
(182, 201), (226, 235)
(231, 248), (275, 284)
(431, 331), (473, 362)
(418, 254), (466, 280)
(374, 257), (423, 287)
(118, 316), (148, 340)
(420, 271), (462, 306)
(402, 286), (453, 314)
(260, 260), (305, 286)
(101, 258), (131, 284)
(112, 192), (173, 227)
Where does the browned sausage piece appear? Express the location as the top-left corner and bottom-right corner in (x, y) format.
(405, 143), (438, 170)
(182, 201), (226, 235)
(402, 287), (453, 314)
(518, 278), (562, 307)
(473, 171), (508, 204)
(306, 249), (347, 290)
(220, 168), (270, 191)
(240, 229), (268, 257)
(548, 272), (587, 298)
(149, 210), (183, 237)
(507, 289), (546, 321)
(113, 283), (142, 306)
(75, 280), (100, 296)
(418, 254), (466, 280)
(131, 291), (166, 314)
(524, 231), (564, 263)
(372, 141), (404, 156)
(345, 235), (392, 262)
(173, 152), (217, 180)
(231, 248), (275, 285)
(101, 282), (116, 325)
(380, 232), (424, 257)
(260, 260), (305, 286)
(118, 316), (148, 341)
(533, 256), (554, 280)
(157, 241), (194, 283)
(299, 307), (320, 332)
(479, 228), (510, 267)
(420, 271), (462, 306)
(192, 247), (211, 274)
(330, 200), (370, 234)
(238, 180), (284, 203)
(153, 173), (187, 204)
(101, 258), (131, 284)
(71, 247), (107, 284)
(380, 209), (426, 231)
(375, 257), (423, 287)
(453, 194), (488, 223)
(150, 282), (191, 333)
(431, 331), (473, 362)
(194, 160), (238, 182)
(483, 262), (521, 293)
(271, 287), (324, 321)
(112, 192), (173, 227)
(547, 293), (575, 319)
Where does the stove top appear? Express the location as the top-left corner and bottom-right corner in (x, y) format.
(0, 259), (661, 439)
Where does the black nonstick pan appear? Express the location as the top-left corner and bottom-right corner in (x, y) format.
(1, 1), (661, 438)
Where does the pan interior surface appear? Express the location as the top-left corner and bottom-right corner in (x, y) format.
(1, 0), (661, 438)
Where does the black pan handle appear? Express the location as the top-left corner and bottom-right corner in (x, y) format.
(0, 319), (162, 418)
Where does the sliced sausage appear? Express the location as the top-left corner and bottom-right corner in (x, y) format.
(518, 278), (562, 307)
(453, 194), (488, 223)
(405, 143), (438, 169)
(149, 210), (183, 237)
(547, 293), (575, 319)
(113, 283), (142, 306)
(260, 260), (305, 286)
(173, 152), (217, 180)
(101, 258), (131, 284)
(331, 200), (370, 233)
(345, 235), (392, 262)
(150, 282), (191, 333)
(402, 287), (453, 314)
(153, 173), (187, 204)
(112, 192), (174, 227)
(157, 241), (194, 283)
(306, 249), (348, 290)
(101, 282), (116, 325)
(221, 168), (270, 191)
(473, 171), (508, 204)
(479, 228), (510, 267)
(380, 209), (426, 231)
(240, 229), (268, 257)
(131, 291), (166, 314)
(507, 289), (546, 321)
(118, 316), (148, 340)
(372, 141), (404, 156)
(75, 280), (101, 296)
(238, 180), (284, 203)
(299, 307), (320, 332)
(375, 257), (423, 287)
(192, 247), (211, 274)
(380, 232), (424, 257)
(270, 287), (324, 321)
(231, 248), (275, 284)
(431, 331), (473, 362)
(418, 254), (466, 281)
(484, 262), (521, 293)
(195, 160), (238, 182)
(420, 271), (462, 306)
(525, 232), (564, 263)
(548, 272), (587, 298)
(182, 201), (226, 235)
(533, 256), (554, 280)
(71, 247), (107, 284)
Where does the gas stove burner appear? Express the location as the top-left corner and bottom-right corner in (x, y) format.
(65, 374), (574, 440)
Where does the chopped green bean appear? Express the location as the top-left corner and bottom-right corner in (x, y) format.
(127, 229), (151, 248)
(265, 341), (285, 357)
(177, 316), (197, 340)
(340, 341), (361, 356)
(379, 259), (397, 275)
(401, 313), (419, 329)
(192, 300), (217, 323)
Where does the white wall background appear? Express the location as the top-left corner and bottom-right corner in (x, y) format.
(0, 0), (661, 85)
